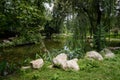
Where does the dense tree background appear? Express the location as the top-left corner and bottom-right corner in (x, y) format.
(0, 0), (120, 51)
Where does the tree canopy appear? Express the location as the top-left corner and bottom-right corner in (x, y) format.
(0, 0), (120, 51)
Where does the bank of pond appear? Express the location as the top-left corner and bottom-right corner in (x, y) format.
(0, 49), (120, 80)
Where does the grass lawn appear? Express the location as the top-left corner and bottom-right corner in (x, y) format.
(1, 50), (120, 80)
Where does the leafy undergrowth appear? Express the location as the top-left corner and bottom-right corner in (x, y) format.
(1, 51), (120, 80)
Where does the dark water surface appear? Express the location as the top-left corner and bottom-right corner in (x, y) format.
(0, 39), (66, 64)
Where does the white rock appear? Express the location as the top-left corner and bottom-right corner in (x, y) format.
(105, 53), (115, 59)
(53, 53), (67, 68)
(3, 40), (10, 43)
(53, 53), (80, 71)
(30, 59), (44, 69)
(85, 51), (103, 61)
(101, 48), (115, 59)
(66, 58), (79, 71)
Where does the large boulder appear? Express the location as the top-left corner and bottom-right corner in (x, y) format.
(30, 59), (44, 69)
(53, 53), (67, 69)
(53, 53), (80, 71)
(85, 51), (103, 61)
(101, 48), (115, 59)
(66, 58), (79, 71)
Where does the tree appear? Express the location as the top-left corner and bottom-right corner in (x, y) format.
(66, 0), (116, 51)
(0, 0), (47, 37)
(50, 0), (116, 51)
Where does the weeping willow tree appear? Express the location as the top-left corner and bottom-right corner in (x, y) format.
(73, 0), (116, 51)
(66, 10), (89, 53)
(115, 0), (120, 28)
(50, 0), (116, 51)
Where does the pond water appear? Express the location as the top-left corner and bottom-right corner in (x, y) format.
(0, 39), (66, 65)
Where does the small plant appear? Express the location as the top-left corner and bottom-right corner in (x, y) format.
(62, 46), (84, 59)
(23, 57), (32, 66)
(32, 74), (40, 80)
(35, 53), (41, 59)
(70, 48), (84, 59)
(35, 52), (47, 60)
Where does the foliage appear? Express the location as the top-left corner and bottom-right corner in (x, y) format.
(0, 60), (18, 76)
(0, 0), (46, 29)
(51, 73), (59, 80)
(93, 24), (107, 51)
(0, 0), (120, 80)
(0, 32), (41, 48)
(65, 48), (84, 59)
(32, 74), (40, 80)
(0, 0), (48, 45)
(79, 59), (100, 71)
(53, 0), (118, 51)
(0, 0), (119, 50)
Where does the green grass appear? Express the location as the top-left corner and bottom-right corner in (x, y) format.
(1, 51), (120, 80)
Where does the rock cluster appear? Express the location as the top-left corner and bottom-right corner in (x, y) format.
(21, 48), (115, 71)
(85, 48), (115, 60)
(53, 53), (67, 69)
(53, 53), (79, 71)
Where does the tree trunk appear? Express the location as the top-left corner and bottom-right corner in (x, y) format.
(93, 0), (102, 51)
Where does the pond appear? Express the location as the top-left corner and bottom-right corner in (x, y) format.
(0, 39), (66, 64)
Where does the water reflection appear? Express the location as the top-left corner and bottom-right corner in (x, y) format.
(0, 39), (66, 64)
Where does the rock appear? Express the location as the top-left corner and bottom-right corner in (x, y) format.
(3, 40), (10, 43)
(101, 48), (115, 59)
(53, 53), (67, 69)
(109, 47), (120, 50)
(30, 59), (44, 69)
(53, 53), (80, 71)
(105, 53), (115, 59)
(66, 58), (79, 71)
(85, 51), (103, 61)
